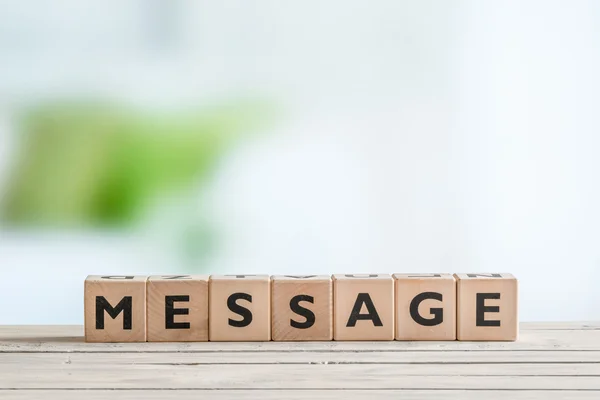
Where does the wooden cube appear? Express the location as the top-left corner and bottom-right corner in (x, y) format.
(209, 275), (271, 341)
(147, 275), (209, 342)
(393, 273), (456, 341)
(455, 273), (518, 341)
(271, 275), (333, 341)
(84, 275), (147, 343)
(333, 274), (394, 341)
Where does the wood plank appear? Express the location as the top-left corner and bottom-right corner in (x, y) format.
(2, 329), (600, 352)
(1, 322), (597, 342)
(1, 322), (596, 339)
(4, 358), (600, 376)
(0, 330), (600, 353)
(2, 390), (600, 400)
(519, 322), (600, 330)
(2, 351), (600, 365)
(2, 364), (600, 389)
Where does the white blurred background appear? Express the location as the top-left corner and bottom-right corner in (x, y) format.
(1, 1), (599, 324)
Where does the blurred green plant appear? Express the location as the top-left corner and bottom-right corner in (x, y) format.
(0, 99), (270, 228)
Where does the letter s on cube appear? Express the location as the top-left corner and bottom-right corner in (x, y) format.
(209, 275), (271, 341)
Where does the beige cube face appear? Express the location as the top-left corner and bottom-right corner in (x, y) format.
(455, 273), (518, 341)
(271, 275), (333, 341)
(394, 273), (456, 341)
(209, 275), (271, 341)
(84, 276), (147, 343)
(333, 274), (394, 341)
(147, 275), (209, 342)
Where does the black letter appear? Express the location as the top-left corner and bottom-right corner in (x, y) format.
(95, 296), (132, 330)
(346, 293), (383, 327)
(101, 276), (134, 279)
(162, 276), (191, 280)
(165, 295), (190, 329)
(476, 293), (501, 326)
(227, 292), (253, 327)
(409, 292), (443, 326)
(289, 295), (315, 329)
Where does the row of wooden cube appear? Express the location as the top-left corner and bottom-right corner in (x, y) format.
(84, 273), (518, 342)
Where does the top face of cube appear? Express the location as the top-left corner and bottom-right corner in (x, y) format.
(86, 275), (147, 283)
(148, 275), (209, 282)
(332, 274), (392, 281)
(393, 273), (455, 280)
(271, 275), (331, 282)
(454, 273), (516, 281)
(209, 275), (270, 281)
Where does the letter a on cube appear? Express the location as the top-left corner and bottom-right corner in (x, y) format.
(84, 275), (147, 342)
(333, 274), (394, 341)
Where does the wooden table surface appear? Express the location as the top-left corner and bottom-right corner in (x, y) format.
(1, 323), (599, 399)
